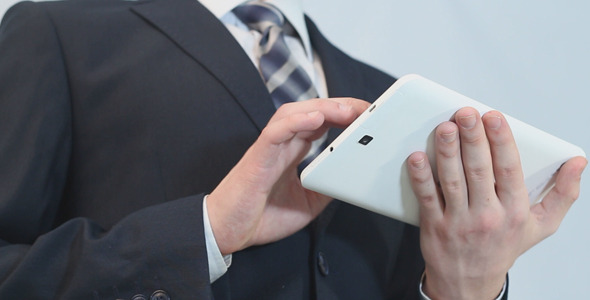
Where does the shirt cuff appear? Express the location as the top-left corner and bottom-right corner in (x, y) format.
(419, 272), (507, 300)
(203, 195), (232, 283)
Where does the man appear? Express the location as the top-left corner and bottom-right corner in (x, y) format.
(0, 0), (585, 299)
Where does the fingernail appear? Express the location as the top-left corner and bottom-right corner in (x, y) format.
(486, 115), (502, 130)
(412, 158), (426, 169)
(458, 114), (476, 129)
(308, 111), (320, 118)
(440, 131), (457, 143)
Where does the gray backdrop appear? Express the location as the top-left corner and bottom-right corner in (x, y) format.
(1, 0), (588, 298)
(301, 1), (589, 298)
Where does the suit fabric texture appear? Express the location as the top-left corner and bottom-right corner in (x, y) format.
(0, 0), (498, 299)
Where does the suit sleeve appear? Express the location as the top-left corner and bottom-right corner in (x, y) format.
(0, 3), (213, 298)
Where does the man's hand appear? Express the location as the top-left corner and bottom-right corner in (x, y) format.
(407, 107), (587, 300)
(207, 98), (370, 255)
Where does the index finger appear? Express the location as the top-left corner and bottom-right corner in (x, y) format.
(269, 97), (370, 127)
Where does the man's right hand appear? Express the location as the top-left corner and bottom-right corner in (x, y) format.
(206, 98), (370, 255)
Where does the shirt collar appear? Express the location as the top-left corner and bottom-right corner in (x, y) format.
(198, 0), (312, 57)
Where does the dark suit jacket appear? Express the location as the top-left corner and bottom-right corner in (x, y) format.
(0, 0), (435, 299)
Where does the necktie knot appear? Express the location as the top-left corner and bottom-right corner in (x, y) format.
(233, 2), (285, 35)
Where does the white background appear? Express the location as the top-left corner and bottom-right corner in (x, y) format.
(2, 0), (589, 298)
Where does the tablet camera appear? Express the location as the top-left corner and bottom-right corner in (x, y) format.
(358, 135), (373, 145)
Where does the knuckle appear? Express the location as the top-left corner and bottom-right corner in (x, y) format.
(342, 97), (356, 106)
(557, 185), (580, 204)
(259, 125), (273, 138)
(436, 224), (456, 242)
(477, 212), (502, 232)
(494, 165), (520, 179)
(465, 165), (489, 182)
(419, 194), (440, 209)
(410, 169), (431, 185)
(287, 112), (305, 123)
(440, 178), (463, 194)
(438, 146), (458, 159)
(313, 99), (327, 109)
(324, 99), (341, 108)
(461, 131), (486, 144)
(508, 206), (528, 227)
(277, 102), (294, 111)
(459, 211), (503, 241)
(550, 185), (579, 209)
(412, 174), (430, 186)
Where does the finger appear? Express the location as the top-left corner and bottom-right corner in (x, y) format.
(407, 152), (444, 225)
(252, 111), (326, 170)
(254, 99), (369, 171)
(435, 122), (468, 214)
(270, 97), (370, 127)
(532, 156), (587, 238)
(454, 107), (495, 208)
(481, 111), (527, 204)
(260, 111), (325, 146)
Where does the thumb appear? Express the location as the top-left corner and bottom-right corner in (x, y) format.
(531, 156), (587, 238)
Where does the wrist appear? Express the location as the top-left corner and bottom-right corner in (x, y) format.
(422, 268), (506, 300)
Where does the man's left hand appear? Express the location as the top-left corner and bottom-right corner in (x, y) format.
(407, 107), (587, 299)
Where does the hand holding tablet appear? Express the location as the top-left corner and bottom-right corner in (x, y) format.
(301, 74), (586, 226)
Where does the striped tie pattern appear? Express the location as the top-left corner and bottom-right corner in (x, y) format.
(233, 2), (318, 108)
(233, 2), (327, 171)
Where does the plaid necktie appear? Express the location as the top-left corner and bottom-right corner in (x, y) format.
(233, 2), (327, 170)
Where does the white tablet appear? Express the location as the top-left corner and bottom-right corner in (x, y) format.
(300, 74), (586, 226)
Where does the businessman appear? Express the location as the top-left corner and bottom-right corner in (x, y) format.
(0, 0), (585, 299)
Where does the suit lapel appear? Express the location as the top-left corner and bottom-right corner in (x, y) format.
(131, 0), (275, 131)
(131, 1), (385, 240)
(130, 1), (372, 133)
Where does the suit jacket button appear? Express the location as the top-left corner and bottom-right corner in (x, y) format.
(150, 290), (171, 300)
(317, 251), (330, 276)
(131, 295), (148, 300)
